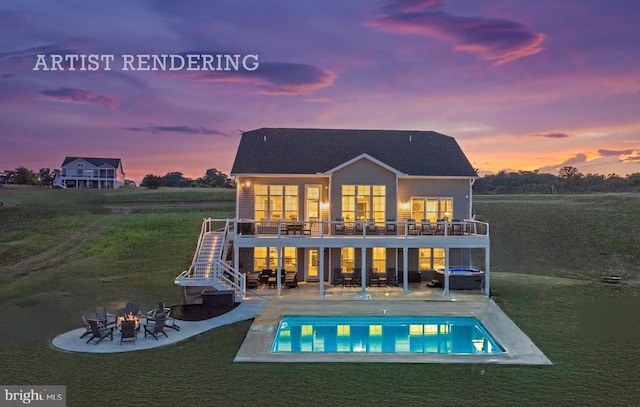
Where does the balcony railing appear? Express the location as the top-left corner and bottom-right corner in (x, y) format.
(235, 219), (489, 238)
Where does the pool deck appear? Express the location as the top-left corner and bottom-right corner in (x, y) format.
(235, 288), (552, 364)
(52, 284), (551, 364)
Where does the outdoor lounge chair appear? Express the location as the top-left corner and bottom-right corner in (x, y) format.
(385, 219), (397, 235)
(334, 218), (345, 235)
(332, 268), (344, 286)
(125, 302), (140, 317)
(246, 272), (260, 289)
(145, 303), (180, 331)
(95, 307), (117, 328)
(86, 319), (114, 344)
(80, 315), (93, 339)
(120, 319), (137, 345)
(285, 270), (298, 288)
(144, 316), (168, 340)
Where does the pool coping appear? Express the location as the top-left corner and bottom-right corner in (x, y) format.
(234, 298), (552, 364)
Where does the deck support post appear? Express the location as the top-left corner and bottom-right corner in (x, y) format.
(402, 248), (409, 295)
(444, 247), (450, 295)
(276, 246), (282, 296)
(319, 246), (325, 298)
(484, 246), (490, 297)
(361, 248), (367, 296)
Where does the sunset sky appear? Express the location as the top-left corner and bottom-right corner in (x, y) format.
(1, 0), (639, 183)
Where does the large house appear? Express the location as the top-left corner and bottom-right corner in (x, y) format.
(175, 128), (490, 302)
(53, 157), (125, 189)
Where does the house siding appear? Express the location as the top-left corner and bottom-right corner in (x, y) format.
(329, 158), (397, 221)
(236, 176), (329, 220)
(397, 178), (471, 220)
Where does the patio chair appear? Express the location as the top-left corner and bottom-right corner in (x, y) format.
(144, 316), (168, 340)
(353, 268), (362, 286)
(385, 219), (397, 235)
(386, 268), (399, 286)
(334, 218), (345, 235)
(80, 315), (93, 339)
(125, 302), (140, 317)
(120, 319), (137, 345)
(246, 272), (260, 289)
(420, 219), (434, 235)
(285, 270), (298, 288)
(332, 268), (344, 286)
(355, 221), (364, 235)
(86, 319), (114, 344)
(260, 269), (272, 285)
(366, 220), (379, 235)
(95, 307), (117, 328)
(146, 303), (180, 331)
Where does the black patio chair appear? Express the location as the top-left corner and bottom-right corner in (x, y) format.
(332, 268), (344, 286)
(144, 316), (168, 340)
(125, 302), (140, 318)
(95, 307), (117, 328)
(285, 270), (298, 288)
(246, 272), (260, 289)
(120, 319), (137, 345)
(86, 319), (114, 344)
(146, 302), (180, 331)
(80, 315), (93, 339)
(385, 219), (397, 235)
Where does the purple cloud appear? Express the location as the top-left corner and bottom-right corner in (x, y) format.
(366, 5), (545, 65)
(163, 55), (336, 96)
(124, 126), (234, 137)
(379, 0), (442, 13)
(598, 148), (635, 156)
(40, 88), (118, 109)
(529, 132), (573, 139)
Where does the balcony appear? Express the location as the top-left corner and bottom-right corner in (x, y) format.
(234, 219), (488, 247)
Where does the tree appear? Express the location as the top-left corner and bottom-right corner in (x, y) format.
(38, 168), (55, 185)
(161, 172), (192, 187)
(13, 166), (38, 185)
(140, 174), (164, 189)
(198, 168), (234, 188)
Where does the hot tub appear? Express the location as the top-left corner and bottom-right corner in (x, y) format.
(435, 268), (484, 290)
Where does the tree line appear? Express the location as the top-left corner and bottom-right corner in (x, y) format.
(0, 166), (235, 189)
(140, 169), (235, 189)
(474, 166), (640, 194)
(3, 164), (639, 193)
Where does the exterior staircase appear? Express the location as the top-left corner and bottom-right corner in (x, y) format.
(52, 175), (66, 188)
(174, 218), (245, 302)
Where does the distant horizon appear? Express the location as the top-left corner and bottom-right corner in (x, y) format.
(1, 1), (639, 182)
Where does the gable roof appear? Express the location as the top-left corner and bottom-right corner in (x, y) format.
(61, 157), (123, 170)
(231, 128), (477, 177)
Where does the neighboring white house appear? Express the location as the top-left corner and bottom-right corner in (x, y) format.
(175, 128), (490, 302)
(53, 157), (125, 189)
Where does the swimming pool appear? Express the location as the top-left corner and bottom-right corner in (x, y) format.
(271, 315), (503, 354)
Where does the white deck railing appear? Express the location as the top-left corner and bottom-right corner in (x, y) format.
(234, 219), (489, 239)
(175, 218), (245, 301)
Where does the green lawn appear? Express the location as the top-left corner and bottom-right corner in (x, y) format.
(1, 187), (639, 406)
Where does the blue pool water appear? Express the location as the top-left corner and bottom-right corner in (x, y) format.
(272, 315), (504, 354)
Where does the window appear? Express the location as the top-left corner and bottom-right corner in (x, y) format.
(419, 248), (445, 270)
(411, 197), (453, 221)
(341, 247), (355, 271)
(372, 247), (386, 272)
(255, 185), (298, 221)
(342, 185), (386, 222)
(254, 247), (297, 271)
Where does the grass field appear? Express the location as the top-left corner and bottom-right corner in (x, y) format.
(1, 186), (639, 406)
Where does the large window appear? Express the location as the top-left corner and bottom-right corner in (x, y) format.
(419, 248), (445, 270)
(341, 247), (355, 272)
(411, 197), (453, 221)
(254, 247), (297, 271)
(372, 248), (386, 272)
(255, 185), (299, 221)
(342, 185), (386, 222)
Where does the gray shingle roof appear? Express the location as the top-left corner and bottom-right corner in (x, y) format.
(231, 128), (477, 177)
(61, 157), (122, 170)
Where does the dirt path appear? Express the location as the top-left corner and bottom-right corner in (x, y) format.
(0, 216), (113, 282)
